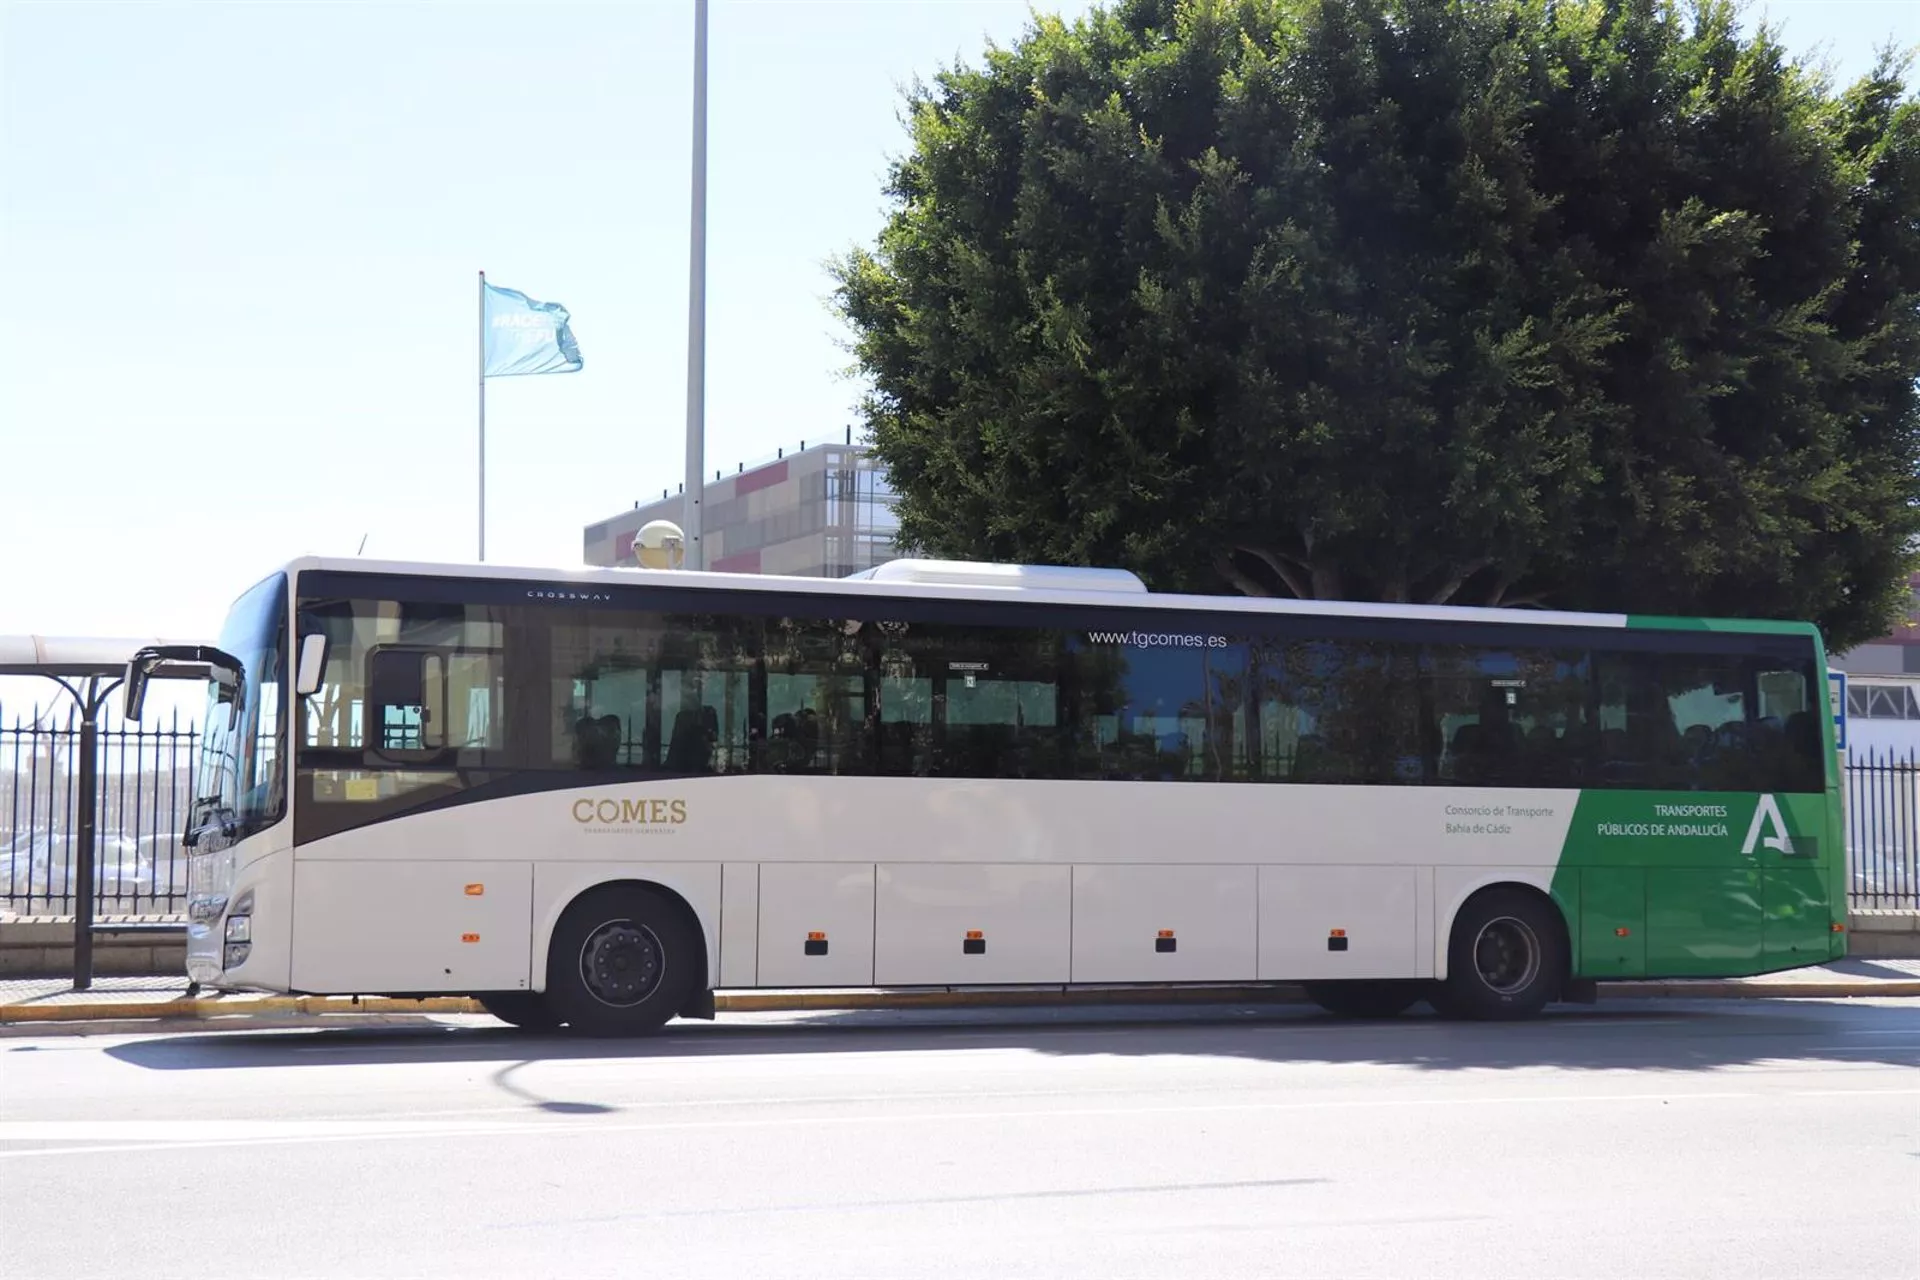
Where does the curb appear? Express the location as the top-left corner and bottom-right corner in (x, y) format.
(2, 977), (1916, 1027)
(0, 1013), (466, 1039)
(0, 995), (483, 1024)
(1598, 979), (1920, 1000)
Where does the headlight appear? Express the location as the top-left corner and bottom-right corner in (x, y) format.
(224, 916), (251, 943)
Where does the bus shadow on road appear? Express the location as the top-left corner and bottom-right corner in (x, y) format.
(98, 996), (1920, 1080)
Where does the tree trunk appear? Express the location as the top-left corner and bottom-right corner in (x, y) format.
(1214, 551), (1278, 597)
(1426, 558), (1494, 606)
(1243, 546), (1312, 599)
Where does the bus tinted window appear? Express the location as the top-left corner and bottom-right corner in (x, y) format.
(302, 597), (510, 767)
(555, 610), (759, 775)
(294, 577), (1831, 850)
(1252, 639), (1425, 785)
(1425, 646), (1592, 788)
(1591, 650), (1824, 794)
(827, 619), (1064, 779)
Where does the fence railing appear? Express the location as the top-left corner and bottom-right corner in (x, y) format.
(1, 702), (198, 917)
(4, 706), (1919, 916)
(1844, 749), (1920, 911)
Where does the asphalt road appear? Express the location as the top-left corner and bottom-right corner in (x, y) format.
(2, 999), (1917, 1280)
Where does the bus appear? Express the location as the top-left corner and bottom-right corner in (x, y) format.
(124, 555), (1846, 1034)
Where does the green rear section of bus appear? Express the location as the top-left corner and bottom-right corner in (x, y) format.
(1547, 616), (1845, 981)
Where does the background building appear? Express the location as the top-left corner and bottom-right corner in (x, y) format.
(583, 438), (901, 577)
(1824, 572), (1920, 751)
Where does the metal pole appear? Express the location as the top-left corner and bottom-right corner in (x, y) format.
(72, 678), (100, 991)
(478, 269), (488, 562)
(683, 0), (708, 571)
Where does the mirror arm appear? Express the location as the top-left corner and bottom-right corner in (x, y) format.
(125, 643), (248, 722)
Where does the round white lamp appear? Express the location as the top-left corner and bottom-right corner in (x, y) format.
(634, 520), (686, 570)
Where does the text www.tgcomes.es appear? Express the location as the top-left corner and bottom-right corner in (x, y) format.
(1088, 631), (1230, 648)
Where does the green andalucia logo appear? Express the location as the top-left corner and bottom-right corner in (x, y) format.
(1740, 795), (1793, 857)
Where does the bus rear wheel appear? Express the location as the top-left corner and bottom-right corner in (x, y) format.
(546, 885), (701, 1036)
(478, 992), (560, 1030)
(1431, 888), (1566, 1021)
(1302, 980), (1428, 1018)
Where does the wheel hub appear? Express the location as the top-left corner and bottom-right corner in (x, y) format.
(578, 920), (665, 1008)
(1472, 916), (1541, 995)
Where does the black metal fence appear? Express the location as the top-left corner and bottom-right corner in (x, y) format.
(1844, 749), (1920, 910)
(3, 702), (1918, 916)
(1, 702), (197, 917)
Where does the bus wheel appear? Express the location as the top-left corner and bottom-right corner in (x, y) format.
(478, 993), (560, 1031)
(546, 885), (700, 1036)
(1302, 980), (1427, 1019)
(1431, 888), (1565, 1021)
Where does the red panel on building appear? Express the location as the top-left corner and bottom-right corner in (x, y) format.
(713, 549), (762, 574)
(733, 460), (789, 497)
(613, 531), (636, 563)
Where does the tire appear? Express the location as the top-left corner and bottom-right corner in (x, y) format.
(544, 884), (702, 1036)
(1302, 980), (1428, 1019)
(478, 992), (561, 1030)
(1431, 888), (1567, 1021)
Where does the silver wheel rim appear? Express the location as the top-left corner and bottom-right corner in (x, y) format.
(1471, 915), (1541, 995)
(578, 919), (666, 1008)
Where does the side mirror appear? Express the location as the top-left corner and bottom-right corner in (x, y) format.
(123, 659), (151, 722)
(295, 633), (328, 697)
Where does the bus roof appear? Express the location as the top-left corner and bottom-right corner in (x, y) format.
(278, 555), (1821, 638)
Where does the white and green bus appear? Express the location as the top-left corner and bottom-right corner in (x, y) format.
(126, 555), (1845, 1033)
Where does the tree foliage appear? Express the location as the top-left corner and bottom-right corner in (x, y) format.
(833, 0), (1920, 650)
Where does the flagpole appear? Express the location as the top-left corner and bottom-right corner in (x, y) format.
(683, 0), (708, 571)
(478, 269), (487, 562)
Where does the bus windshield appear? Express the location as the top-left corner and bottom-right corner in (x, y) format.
(191, 573), (289, 843)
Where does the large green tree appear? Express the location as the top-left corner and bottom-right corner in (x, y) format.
(833, 0), (1920, 650)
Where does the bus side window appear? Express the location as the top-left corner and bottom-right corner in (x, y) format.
(1422, 645), (1591, 789)
(1255, 639), (1422, 786)
(368, 648), (437, 754)
(442, 650), (503, 753)
(1751, 661), (1824, 793)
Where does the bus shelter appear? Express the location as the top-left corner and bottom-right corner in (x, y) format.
(0, 636), (210, 989)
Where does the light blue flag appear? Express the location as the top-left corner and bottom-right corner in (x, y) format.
(483, 281), (583, 377)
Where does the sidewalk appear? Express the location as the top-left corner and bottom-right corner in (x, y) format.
(3, 960), (1917, 1032)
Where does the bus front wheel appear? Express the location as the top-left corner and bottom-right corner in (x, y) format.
(1302, 980), (1427, 1018)
(1431, 888), (1566, 1021)
(546, 884), (701, 1036)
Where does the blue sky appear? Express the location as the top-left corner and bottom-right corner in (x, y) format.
(0, 0), (1915, 653)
